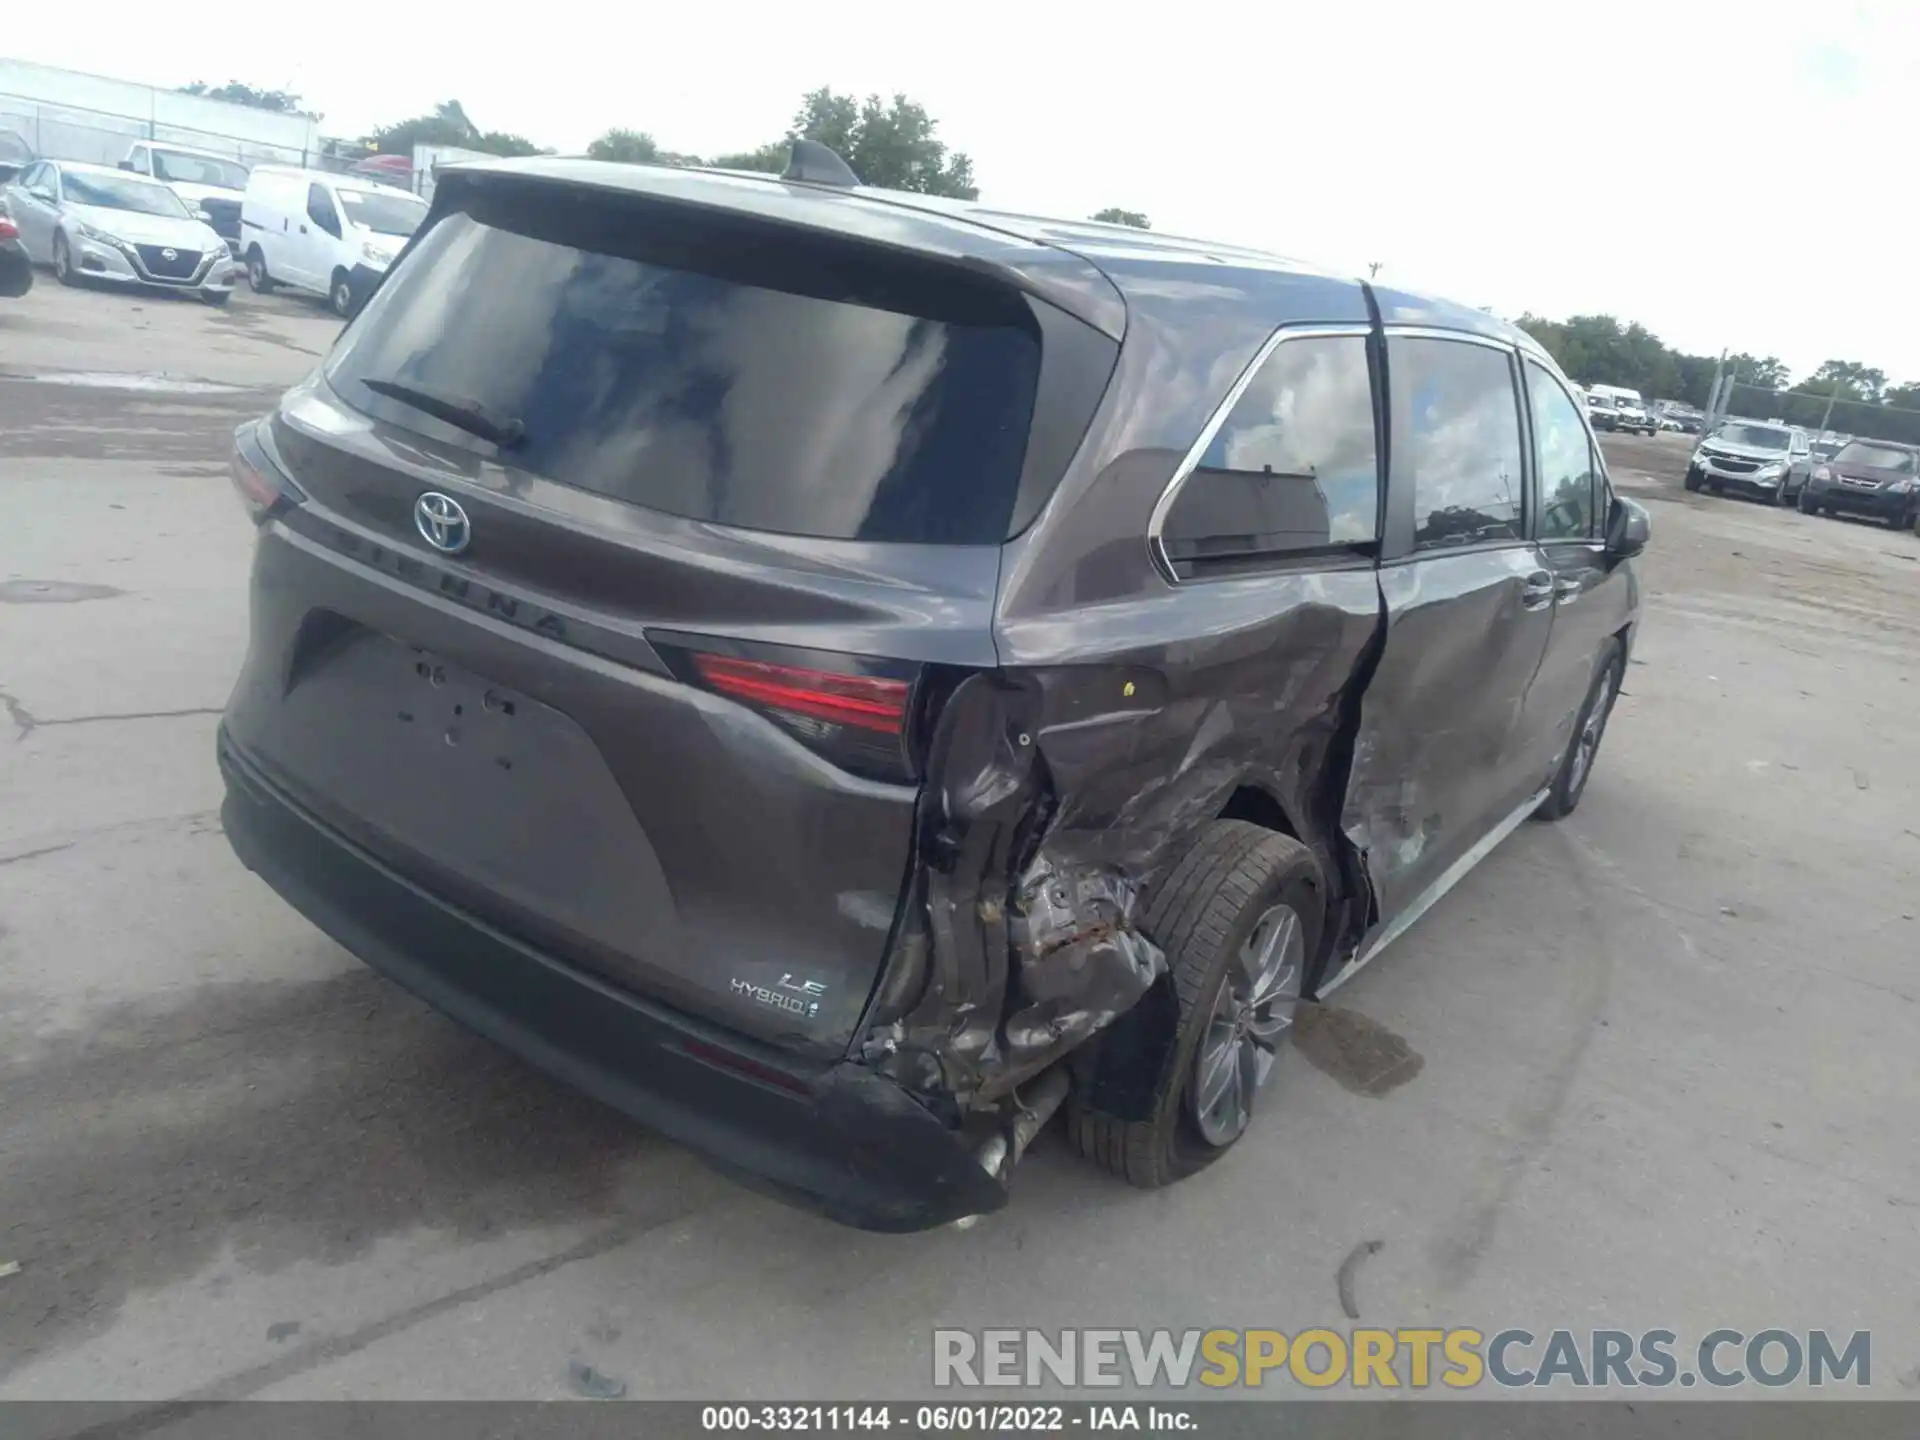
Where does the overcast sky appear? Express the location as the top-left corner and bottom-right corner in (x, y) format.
(8, 0), (1916, 383)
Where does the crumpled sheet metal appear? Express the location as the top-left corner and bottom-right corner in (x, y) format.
(1001, 859), (1164, 1079)
(864, 587), (1380, 1109)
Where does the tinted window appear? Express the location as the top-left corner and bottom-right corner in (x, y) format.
(306, 184), (339, 234)
(1834, 442), (1918, 473)
(1713, 423), (1791, 450)
(1159, 334), (1378, 572)
(336, 187), (427, 237)
(61, 172), (190, 218)
(1527, 361), (1598, 540)
(326, 199), (1042, 545)
(1392, 336), (1524, 550)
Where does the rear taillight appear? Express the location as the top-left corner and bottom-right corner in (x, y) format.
(0, 217), (18, 241)
(228, 420), (306, 524)
(661, 642), (919, 784)
(692, 654), (908, 734)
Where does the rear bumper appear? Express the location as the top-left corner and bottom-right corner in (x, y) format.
(218, 728), (1005, 1233)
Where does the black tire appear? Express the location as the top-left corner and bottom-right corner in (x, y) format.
(1535, 642), (1624, 822)
(328, 269), (353, 318)
(1797, 489), (1818, 516)
(1683, 467), (1703, 492)
(246, 246), (274, 294)
(53, 232), (78, 287)
(1067, 821), (1323, 1189)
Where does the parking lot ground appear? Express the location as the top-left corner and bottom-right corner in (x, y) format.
(3, 282), (1918, 1402)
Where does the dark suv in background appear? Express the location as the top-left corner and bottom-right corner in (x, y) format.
(218, 147), (1648, 1230)
(1799, 439), (1920, 528)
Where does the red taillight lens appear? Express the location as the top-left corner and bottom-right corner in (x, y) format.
(691, 654), (909, 735)
(667, 645), (918, 783)
(228, 421), (305, 524)
(0, 217), (18, 241)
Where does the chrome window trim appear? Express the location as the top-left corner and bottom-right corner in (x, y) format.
(1145, 323), (1375, 585)
(1381, 323), (1522, 354)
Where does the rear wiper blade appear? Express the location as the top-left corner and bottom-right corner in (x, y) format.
(360, 377), (527, 451)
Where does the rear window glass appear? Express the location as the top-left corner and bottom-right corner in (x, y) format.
(1160, 333), (1379, 573)
(325, 194), (1042, 545)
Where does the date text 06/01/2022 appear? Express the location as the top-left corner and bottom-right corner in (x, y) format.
(700, 1404), (1195, 1431)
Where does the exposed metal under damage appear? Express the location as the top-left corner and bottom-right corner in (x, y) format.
(856, 587), (1383, 1149)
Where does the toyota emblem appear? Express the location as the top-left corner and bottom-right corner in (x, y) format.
(161, 247), (177, 261)
(413, 491), (471, 555)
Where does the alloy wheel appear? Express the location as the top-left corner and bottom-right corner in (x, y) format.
(1567, 663), (1620, 799)
(1190, 902), (1305, 1146)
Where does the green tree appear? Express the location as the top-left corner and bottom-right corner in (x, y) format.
(179, 80), (313, 118)
(714, 89), (978, 196)
(1516, 312), (1723, 408)
(1804, 358), (1885, 402)
(710, 141), (792, 173)
(586, 128), (701, 166)
(370, 100), (541, 158)
(1725, 353), (1790, 390)
(1091, 208), (1150, 228)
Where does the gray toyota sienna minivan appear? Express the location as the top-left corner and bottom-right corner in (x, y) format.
(219, 144), (1648, 1230)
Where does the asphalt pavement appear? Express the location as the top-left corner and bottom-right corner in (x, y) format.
(2, 281), (1917, 1403)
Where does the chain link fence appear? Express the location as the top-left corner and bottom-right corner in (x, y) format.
(0, 94), (318, 170)
(1715, 381), (1920, 447)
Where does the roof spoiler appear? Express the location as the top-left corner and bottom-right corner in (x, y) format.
(782, 138), (860, 188)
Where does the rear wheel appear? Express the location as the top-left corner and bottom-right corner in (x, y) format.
(1535, 642), (1624, 822)
(53, 233), (77, 286)
(246, 247), (274, 294)
(1068, 821), (1322, 1188)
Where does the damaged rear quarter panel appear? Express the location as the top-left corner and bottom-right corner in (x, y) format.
(863, 576), (1382, 1107)
(857, 270), (1385, 1111)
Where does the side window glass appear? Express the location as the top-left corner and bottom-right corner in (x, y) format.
(1159, 333), (1379, 575)
(131, 147), (149, 173)
(1392, 336), (1525, 550)
(307, 184), (340, 235)
(1526, 361), (1599, 541)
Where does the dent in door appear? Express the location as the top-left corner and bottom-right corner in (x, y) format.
(1339, 550), (1550, 932)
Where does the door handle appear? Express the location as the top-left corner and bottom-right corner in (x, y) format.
(1521, 572), (1555, 611)
(299, 223), (309, 234)
(1554, 578), (1583, 605)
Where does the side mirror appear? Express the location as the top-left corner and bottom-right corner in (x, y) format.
(117, 159), (134, 171)
(1606, 495), (1650, 559)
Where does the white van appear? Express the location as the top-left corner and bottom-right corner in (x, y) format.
(1586, 383), (1656, 436)
(240, 166), (428, 316)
